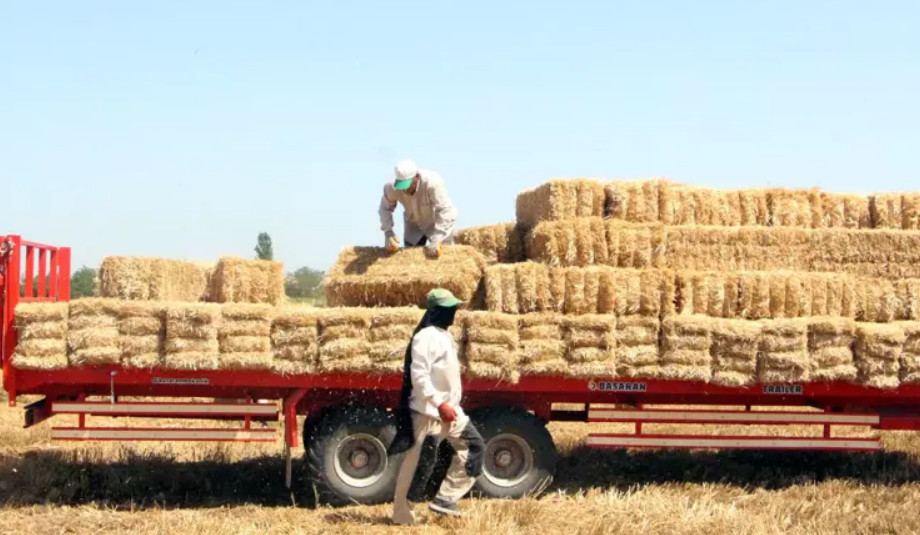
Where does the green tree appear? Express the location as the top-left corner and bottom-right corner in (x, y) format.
(255, 232), (273, 260)
(285, 266), (325, 300)
(70, 266), (96, 298)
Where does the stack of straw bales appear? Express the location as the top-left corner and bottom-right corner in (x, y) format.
(11, 303), (69, 370)
(98, 257), (213, 302)
(606, 220), (666, 269)
(820, 193), (871, 229)
(462, 312), (521, 382)
(317, 309), (372, 373)
(767, 188), (822, 228)
(68, 299), (122, 366)
(525, 218), (609, 268)
(516, 179), (605, 229)
(164, 304), (221, 370)
(676, 272), (731, 317)
(904, 194), (920, 230)
(118, 302), (164, 368)
(564, 315), (616, 377)
(739, 189), (771, 226)
(615, 316), (659, 378)
(518, 314), (567, 375)
(271, 307), (320, 375)
(854, 323), (904, 389)
(759, 320), (810, 383)
(605, 179), (664, 223)
(455, 223), (524, 263)
(808, 318), (857, 382)
(659, 182), (743, 227)
(218, 304), (273, 370)
(710, 319), (761, 387)
(211, 257), (284, 305)
(368, 308), (422, 373)
(899, 322), (920, 385)
(484, 263), (552, 314)
(871, 194), (904, 229)
(659, 316), (711, 382)
(324, 246), (485, 308)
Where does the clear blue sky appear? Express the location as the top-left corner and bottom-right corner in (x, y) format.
(3, 1), (919, 273)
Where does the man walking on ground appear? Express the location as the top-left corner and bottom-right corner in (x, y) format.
(379, 160), (458, 258)
(390, 288), (484, 525)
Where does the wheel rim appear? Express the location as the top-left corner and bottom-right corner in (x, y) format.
(483, 433), (534, 488)
(333, 433), (389, 488)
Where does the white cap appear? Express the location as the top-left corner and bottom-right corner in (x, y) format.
(394, 159), (418, 182)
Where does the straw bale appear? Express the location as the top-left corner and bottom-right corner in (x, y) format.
(210, 257), (284, 305)
(660, 316), (710, 376)
(895, 280), (920, 321)
(738, 272), (771, 320)
(218, 320), (270, 337)
(221, 303), (274, 321)
(521, 324), (562, 340)
(808, 318), (856, 349)
(11, 353), (69, 370)
(272, 359), (314, 376)
(320, 339), (372, 362)
(760, 367), (810, 383)
(163, 352), (220, 371)
(857, 358), (901, 376)
(15, 338), (67, 358)
(166, 338), (219, 354)
(760, 319), (809, 353)
(466, 344), (520, 367)
(319, 353), (374, 373)
(272, 307), (322, 328)
(369, 324), (415, 343)
(519, 262), (551, 313)
(768, 273), (789, 318)
(273, 345), (317, 363)
(324, 246), (485, 308)
(855, 323), (905, 362)
(69, 298), (123, 317)
(563, 268), (588, 315)
(98, 256), (213, 302)
(117, 302), (164, 319)
(68, 314), (117, 330)
(768, 188), (821, 228)
(660, 182), (743, 227)
(607, 221), (666, 269)
(516, 179), (605, 229)
(617, 364), (661, 379)
(862, 375), (901, 390)
(810, 365), (858, 382)
(870, 194), (904, 229)
(467, 326), (517, 347)
(713, 370), (755, 387)
(812, 347), (855, 368)
(69, 347), (122, 366)
(819, 192), (870, 229)
(219, 336), (270, 353)
(784, 273), (812, 318)
(710, 320), (759, 384)
(564, 314), (615, 365)
(68, 328), (119, 351)
(657, 365), (711, 382)
(15, 302), (68, 323)
(500, 264), (520, 314)
(167, 323), (218, 340)
(548, 268), (568, 312)
(123, 353), (161, 369)
(903, 194), (920, 230)
(455, 222), (525, 263)
(857, 279), (902, 323)
(118, 317), (164, 336)
(219, 352), (273, 370)
(17, 321), (67, 340)
(899, 322), (920, 384)
(616, 315), (660, 346)
(369, 340), (408, 363)
(120, 335), (161, 357)
(519, 314), (566, 364)
(166, 303), (221, 325)
(272, 327), (318, 347)
(322, 324), (367, 341)
(677, 272), (727, 317)
(605, 179), (662, 223)
(740, 189), (771, 226)
(466, 362), (521, 383)
(368, 307), (422, 327)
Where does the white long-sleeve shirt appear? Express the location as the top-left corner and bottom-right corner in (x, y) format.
(409, 325), (465, 420)
(379, 169), (458, 246)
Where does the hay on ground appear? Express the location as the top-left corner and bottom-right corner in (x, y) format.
(516, 179), (605, 229)
(210, 257), (284, 305)
(98, 256), (213, 302)
(324, 246), (485, 308)
(455, 223), (525, 263)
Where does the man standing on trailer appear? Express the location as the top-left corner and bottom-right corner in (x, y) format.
(379, 159), (458, 258)
(391, 289), (483, 525)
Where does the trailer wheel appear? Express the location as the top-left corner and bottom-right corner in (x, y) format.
(306, 406), (400, 506)
(469, 407), (556, 499)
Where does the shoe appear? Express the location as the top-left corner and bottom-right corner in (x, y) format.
(428, 497), (462, 517)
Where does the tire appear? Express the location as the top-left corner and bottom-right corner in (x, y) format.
(306, 406), (402, 506)
(469, 407), (556, 499)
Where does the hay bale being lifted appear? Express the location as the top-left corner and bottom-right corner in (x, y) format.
(210, 257), (284, 305)
(854, 323), (904, 390)
(519, 314), (567, 376)
(218, 304), (273, 370)
(164, 304), (221, 370)
(67, 299), (122, 366)
(117, 302), (164, 368)
(516, 179), (605, 229)
(615, 315), (659, 379)
(324, 246), (485, 308)
(710, 319), (761, 387)
(659, 316), (712, 382)
(808, 318), (857, 383)
(564, 315), (616, 377)
(462, 312), (521, 382)
(98, 257), (213, 302)
(11, 302), (69, 370)
(759, 319), (810, 383)
(455, 223), (524, 264)
(271, 306), (321, 375)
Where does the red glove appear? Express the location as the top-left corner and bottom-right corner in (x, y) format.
(438, 402), (457, 423)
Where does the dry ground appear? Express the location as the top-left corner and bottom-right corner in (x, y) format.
(3, 392), (920, 534)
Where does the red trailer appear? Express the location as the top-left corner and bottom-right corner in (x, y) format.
(4, 234), (920, 505)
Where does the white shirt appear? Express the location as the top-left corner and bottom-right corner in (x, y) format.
(379, 170), (458, 246)
(409, 325), (465, 420)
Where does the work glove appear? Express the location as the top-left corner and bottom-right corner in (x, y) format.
(385, 231), (400, 253)
(425, 240), (442, 259)
(438, 402), (457, 423)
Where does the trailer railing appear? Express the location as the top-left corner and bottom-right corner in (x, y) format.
(1, 235), (71, 403)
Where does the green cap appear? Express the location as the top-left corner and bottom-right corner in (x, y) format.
(394, 178), (414, 191)
(426, 288), (462, 309)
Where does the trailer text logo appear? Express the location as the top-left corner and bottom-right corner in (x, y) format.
(762, 385), (803, 395)
(152, 377), (210, 386)
(589, 381), (648, 392)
